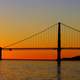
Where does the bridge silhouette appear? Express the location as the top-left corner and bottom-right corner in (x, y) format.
(0, 22), (80, 60)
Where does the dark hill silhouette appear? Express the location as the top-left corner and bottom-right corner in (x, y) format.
(62, 56), (80, 61)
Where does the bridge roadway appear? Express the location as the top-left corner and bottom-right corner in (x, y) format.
(2, 47), (80, 50)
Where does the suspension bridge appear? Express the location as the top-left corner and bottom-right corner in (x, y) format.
(0, 22), (80, 61)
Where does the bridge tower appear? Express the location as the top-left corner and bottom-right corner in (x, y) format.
(58, 22), (61, 65)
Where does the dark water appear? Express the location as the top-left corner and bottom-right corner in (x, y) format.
(0, 60), (80, 80)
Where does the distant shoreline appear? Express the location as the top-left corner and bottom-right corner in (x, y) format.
(62, 56), (80, 61)
(1, 56), (80, 61)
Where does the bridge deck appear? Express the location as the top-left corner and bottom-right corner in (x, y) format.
(2, 47), (80, 50)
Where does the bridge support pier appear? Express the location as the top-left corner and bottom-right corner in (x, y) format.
(0, 47), (2, 60)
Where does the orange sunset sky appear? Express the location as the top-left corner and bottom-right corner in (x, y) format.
(0, 0), (80, 59)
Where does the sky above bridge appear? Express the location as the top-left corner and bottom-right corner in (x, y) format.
(0, 0), (80, 59)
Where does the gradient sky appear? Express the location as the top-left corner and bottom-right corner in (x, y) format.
(0, 0), (80, 59)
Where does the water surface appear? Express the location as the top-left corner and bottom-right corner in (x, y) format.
(0, 60), (80, 80)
